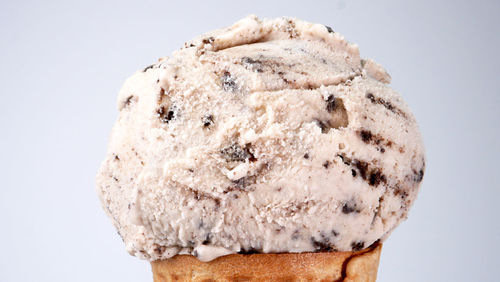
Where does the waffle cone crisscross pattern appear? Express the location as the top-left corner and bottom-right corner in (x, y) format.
(151, 244), (381, 281)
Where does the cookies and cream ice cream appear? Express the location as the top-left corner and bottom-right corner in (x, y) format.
(97, 15), (425, 262)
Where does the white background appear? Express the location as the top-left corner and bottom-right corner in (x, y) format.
(1, 0), (499, 281)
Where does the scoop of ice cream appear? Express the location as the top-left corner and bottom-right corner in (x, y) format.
(97, 15), (425, 262)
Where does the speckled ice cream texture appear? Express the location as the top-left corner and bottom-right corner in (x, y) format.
(97, 15), (425, 262)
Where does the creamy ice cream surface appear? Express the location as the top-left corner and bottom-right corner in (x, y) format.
(97, 15), (425, 262)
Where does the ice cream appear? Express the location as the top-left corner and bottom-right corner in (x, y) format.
(97, 15), (425, 263)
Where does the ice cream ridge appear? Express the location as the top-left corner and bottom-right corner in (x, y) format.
(97, 15), (425, 264)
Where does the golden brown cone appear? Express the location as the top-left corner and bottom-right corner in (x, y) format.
(151, 243), (381, 282)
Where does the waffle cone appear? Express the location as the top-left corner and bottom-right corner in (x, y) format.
(151, 243), (381, 281)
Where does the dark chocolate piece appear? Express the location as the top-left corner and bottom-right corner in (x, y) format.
(351, 241), (365, 251)
(154, 244), (166, 255)
(142, 64), (155, 72)
(360, 130), (373, 143)
(315, 119), (330, 134)
(353, 159), (369, 180)
(220, 143), (254, 162)
(124, 95), (135, 107)
(366, 93), (376, 103)
(311, 233), (336, 252)
(231, 176), (256, 189)
(365, 92), (408, 118)
(202, 37), (215, 44)
(187, 188), (221, 207)
(202, 233), (213, 244)
(414, 168), (424, 183)
(157, 105), (178, 123)
(326, 95), (336, 112)
(369, 171), (384, 186)
(241, 56), (264, 73)
(238, 247), (260, 255)
(323, 160), (330, 169)
(221, 71), (237, 92)
(201, 114), (214, 127)
(338, 154), (388, 187)
(342, 200), (360, 214)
